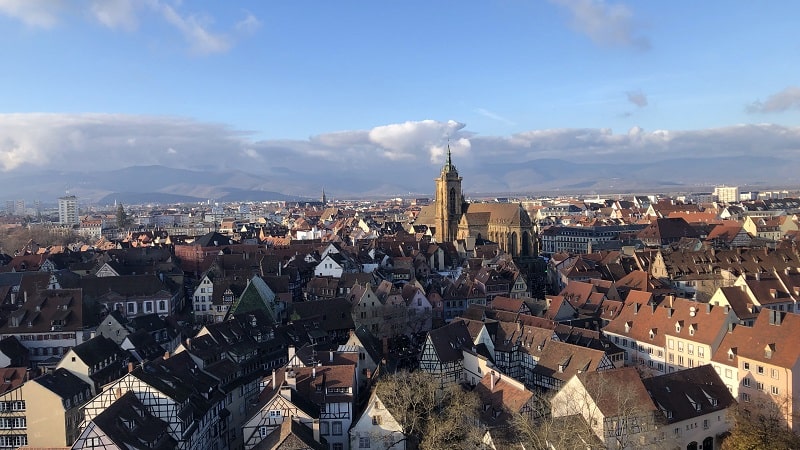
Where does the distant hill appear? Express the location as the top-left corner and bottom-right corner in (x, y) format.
(2, 155), (798, 203)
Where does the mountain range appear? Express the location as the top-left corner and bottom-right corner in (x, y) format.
(2, 155), (798, 205)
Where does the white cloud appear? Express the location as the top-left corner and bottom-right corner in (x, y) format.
(368, 120), (466, 162)
(1, 0), (260, 55)
(90, 0), (138, 31)
(0, 0), (63, 28)
(549, 0), (649, 50)
(747, 86), (800, 113)
(155, 2), (231, 55)
(235, 10), (261, 36)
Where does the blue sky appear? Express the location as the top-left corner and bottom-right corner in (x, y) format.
(1, 0), (800, 195)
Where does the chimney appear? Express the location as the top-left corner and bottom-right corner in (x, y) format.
(706, 303), (711, 314)
(330, 350), (334, 362)
(312, 419), (321, 442)
(667, 308), (674, 318)
(127, 362), (134, 373)
(272, 369), (277, 389)
(185, 338), (191, 350)
(634, 303), (640, 314)
(770, 288), (777, 298)
(288, 346), (296, 363)
(382, 337), (389, 356)
(724, 305), (730, 314)
(728, 322), (734, 333)
(490, 370), (496, 390)
(164, 351), (170, 360)
(366, 369), (372, 379)
(312, 367), (316, 378)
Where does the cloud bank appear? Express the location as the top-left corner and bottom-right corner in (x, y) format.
(2, 114), (800, 177)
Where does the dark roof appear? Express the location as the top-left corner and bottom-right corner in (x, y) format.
(254, 418), (327, 450)
(643, 364), (735, 423)
(0, 336), (29, 367)
(426, 320), (472, 364)
(353, 326), (383, 363)
(90, 391), (177, 450)
(32, 367), (92, 400)
(72, 335), (127, 366)
(290, 298), (354, 331)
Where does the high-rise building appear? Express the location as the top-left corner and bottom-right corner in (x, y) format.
(714, 185), (739, 204)
(58, 195), (79, 225)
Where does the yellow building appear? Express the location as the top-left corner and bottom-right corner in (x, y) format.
(414, 148), (536, 257)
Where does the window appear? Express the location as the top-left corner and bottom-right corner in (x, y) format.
(743, 362), (750, 371)
(158, 300), (167, 311)
(668, 339), (674, 350)
(268, 410), (281, 418)
(742, 378), (751, 388)
(757, 365), (765, 375)
(772, 385), (780, 395)
(703, 419), (709, 430)
(698, 347), (705, 358)
(359, 437), (370, 448)
(127, 302), (136, 314)
(772, 368), (779, 379)
(332, 421), (342, 435)
(678, 342), (684, 352)
(741, 392), (750, 402)
(756, 382), (764, 391)
(372, 415), (382, 425)
(259, 426), (268, 438)
(725, 368), (732, 379)
(688, 344), (694, 355)
(320, 422), (329, 435)
(678, 356), (684, 366)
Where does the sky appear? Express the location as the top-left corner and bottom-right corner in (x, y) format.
(1, 0), (800, 196)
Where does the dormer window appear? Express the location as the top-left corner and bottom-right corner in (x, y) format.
(675, 321), (683, 333)
(649, 329), (656, 340)
(625, 321), (633, 333)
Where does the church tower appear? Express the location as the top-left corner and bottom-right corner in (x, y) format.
(434, 146), (463, 243)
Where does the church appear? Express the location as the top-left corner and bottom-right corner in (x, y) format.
(414, 148), (537, 257)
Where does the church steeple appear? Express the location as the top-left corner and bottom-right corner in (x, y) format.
(321, 188), (327, 206)
(434, 144), (463, 244)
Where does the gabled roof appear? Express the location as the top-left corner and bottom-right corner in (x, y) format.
(426, 320), (472, 364)
(643, 364), (735, 424)
(575, 367), (656, 418)
(91, 391), (177, 450)
(712, 309), (800, 368)
(255, 418), (327, 450)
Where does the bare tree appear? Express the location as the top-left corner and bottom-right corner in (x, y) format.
(374, 371), (483, 449)
(510, 370), (681, 450)
(721, 399), (800, 450)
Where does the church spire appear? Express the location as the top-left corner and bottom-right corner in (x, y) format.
(447, 144), (452, 168)
(442, 142), (457, 174)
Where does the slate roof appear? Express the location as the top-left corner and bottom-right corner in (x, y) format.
(426, 320), (472, 364)
(33, 367), (92, 402)
(643, 364), (735, 424)
(91, 391), (177, 450)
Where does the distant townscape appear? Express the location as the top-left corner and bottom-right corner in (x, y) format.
(1, 154), (800, 449)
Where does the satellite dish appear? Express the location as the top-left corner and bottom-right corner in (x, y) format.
(689, 306), (697, 317)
